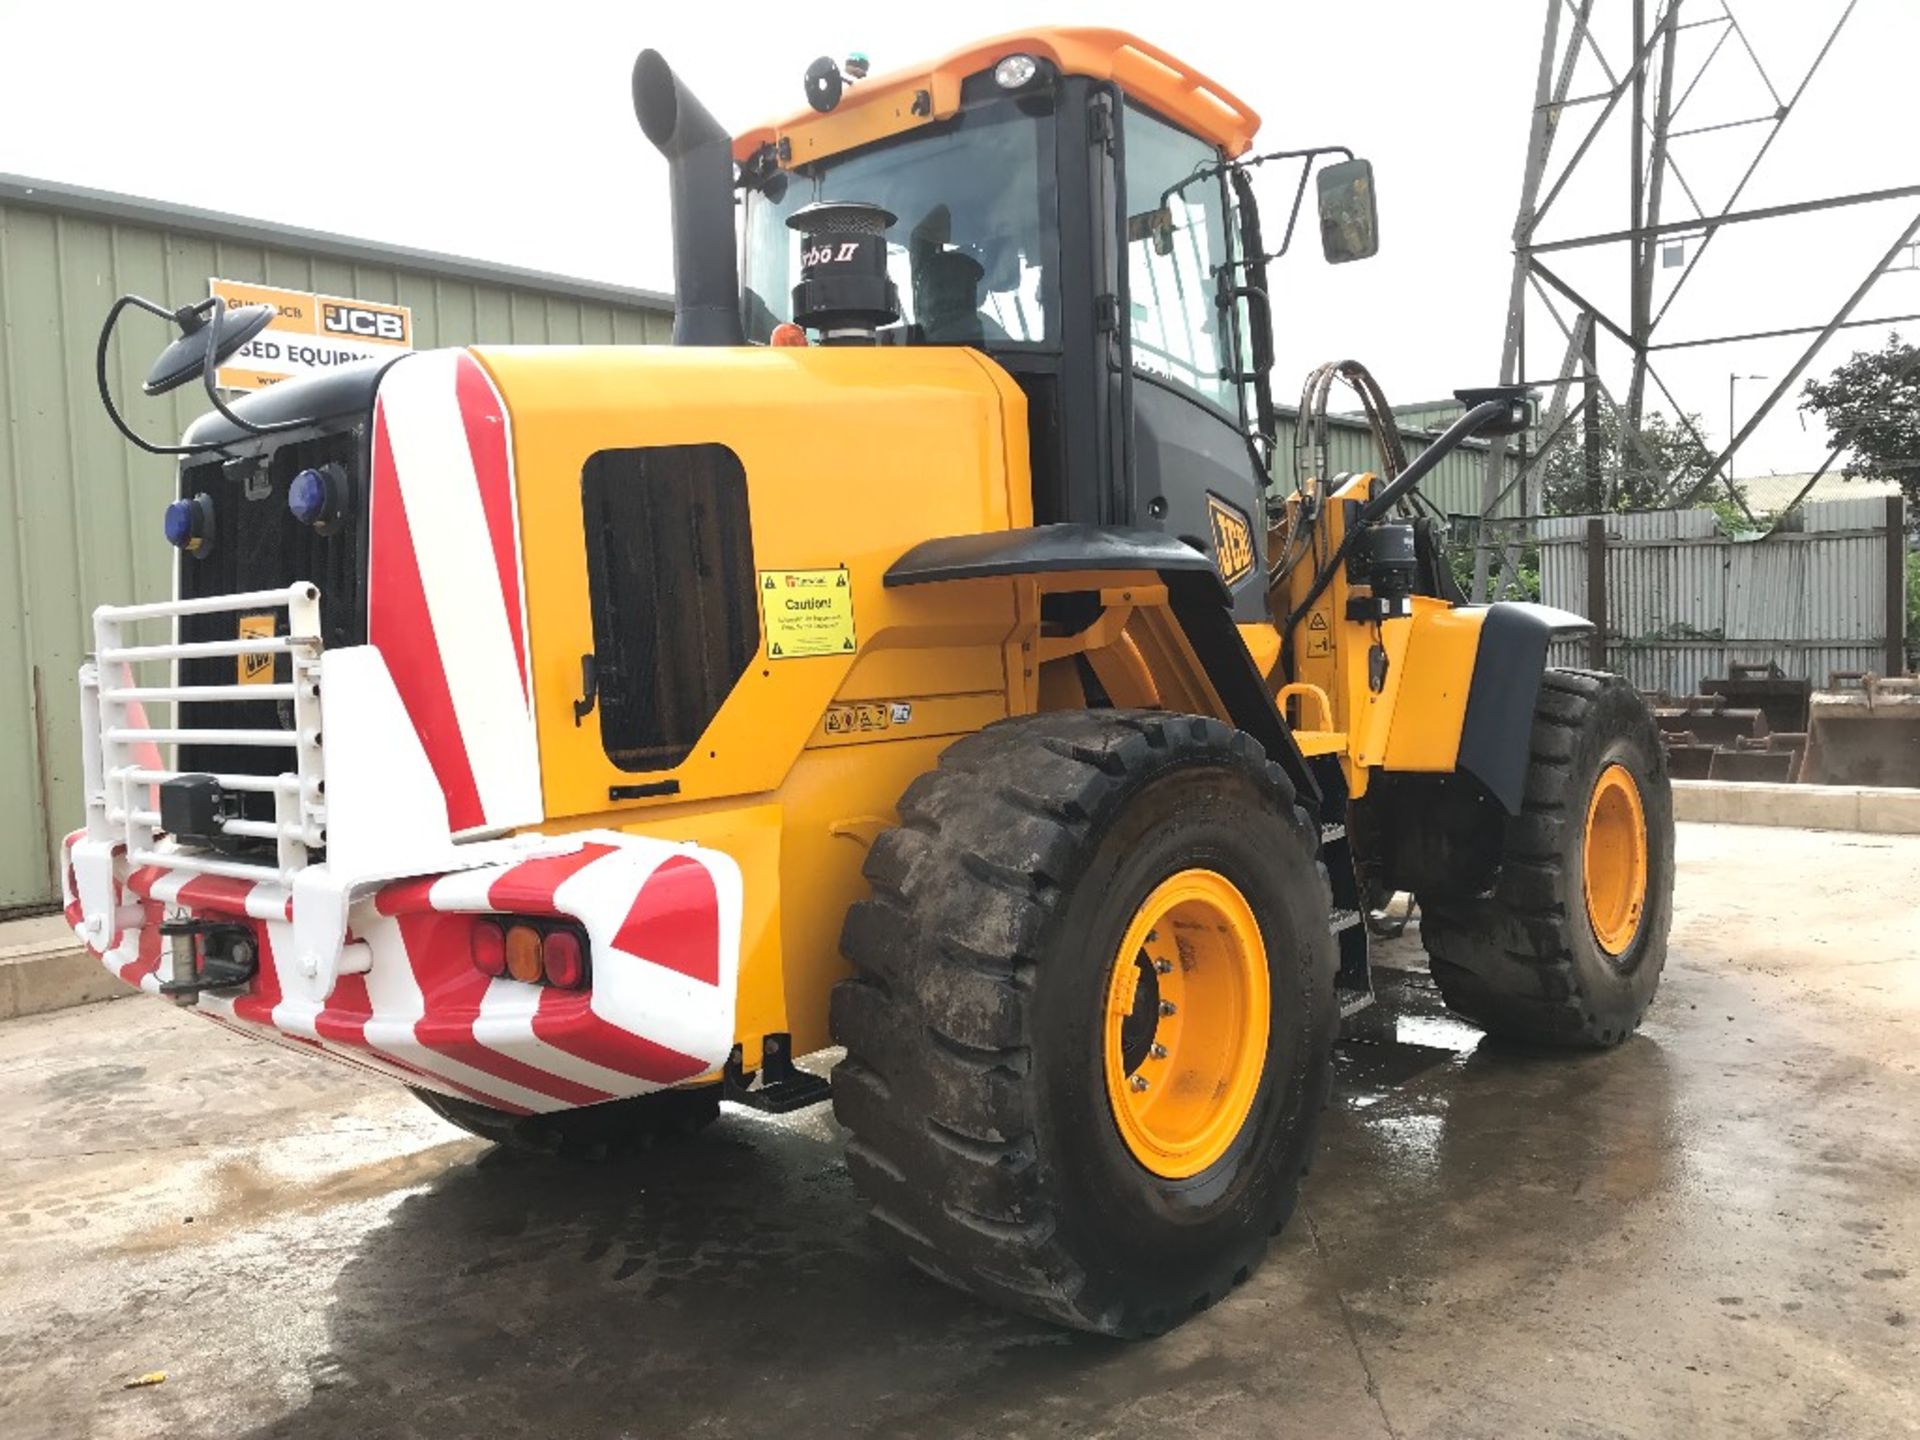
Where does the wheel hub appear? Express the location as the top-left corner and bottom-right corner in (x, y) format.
(1103, 869), (1270, 1179)
(1583, 762), (1648, 957)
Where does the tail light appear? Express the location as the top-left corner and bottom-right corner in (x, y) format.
(505, 926), (543, 983)
(471, 920), (507, 977)
(541, 930), (585, 988)
(468, 917), (590, 989)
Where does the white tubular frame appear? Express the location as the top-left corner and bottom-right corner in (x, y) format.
(82, 582), (326, 885)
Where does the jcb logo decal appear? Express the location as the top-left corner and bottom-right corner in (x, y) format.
(237, 614), (276, 685)
(1207, 495), (1256, 588)
(321, 302), (409, 344)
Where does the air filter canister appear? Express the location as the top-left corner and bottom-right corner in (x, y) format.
(787, 201), (900, 342)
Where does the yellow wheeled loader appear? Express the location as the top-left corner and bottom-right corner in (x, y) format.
(74, 28), (1672, 1336)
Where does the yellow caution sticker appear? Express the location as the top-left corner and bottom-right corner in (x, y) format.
(1305, 609), (1333, 658)
(237, 614), (277, 685)
(760, 567), (856, 659)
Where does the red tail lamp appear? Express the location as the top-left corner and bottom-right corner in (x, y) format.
(468, 916), (590, 989)
(541, 929), (586, 989)
(471, 920), (507, 977)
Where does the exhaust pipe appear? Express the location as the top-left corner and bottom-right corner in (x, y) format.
(632, 50), (746, 347)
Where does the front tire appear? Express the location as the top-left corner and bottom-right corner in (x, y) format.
(832, 711), (1338, 1337)
(1420, 669), (1674, 1047)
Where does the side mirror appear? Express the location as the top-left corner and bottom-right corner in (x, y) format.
(143, 301), (276, 397)
(1316, 158), (1379, 265)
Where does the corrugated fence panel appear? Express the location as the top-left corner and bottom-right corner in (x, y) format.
(0, 189), (671, 910)
(1538, 499), (1898, 698)
(1270, 412), (1520, 519)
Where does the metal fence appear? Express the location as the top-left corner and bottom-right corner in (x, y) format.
(1534, 495), (1908, 696)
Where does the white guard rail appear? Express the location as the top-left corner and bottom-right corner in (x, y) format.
(80, 583), (326, 885)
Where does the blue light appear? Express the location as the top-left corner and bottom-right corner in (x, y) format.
(163, 499), (196, 548)
(288, 468), (329, 526)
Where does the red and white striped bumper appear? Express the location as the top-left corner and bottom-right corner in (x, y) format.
(60, 829), (743, 1114)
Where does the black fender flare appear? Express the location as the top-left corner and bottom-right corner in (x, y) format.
(1458, 602), (1597, 812)
(886, 525), (1320, 809)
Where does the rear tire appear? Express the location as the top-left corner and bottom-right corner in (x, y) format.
(1419, 669), (1673, 1047)
(832, 711), (1337, 1337)
(411, 1084), (723, 1159)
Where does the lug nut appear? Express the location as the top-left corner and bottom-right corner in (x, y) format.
(1131, 1075), (1150, 1092)
(1154, 959), (1173, 974)
(1159, 1001), (1177, 1017)
(1150, 1043), (1167, 1059)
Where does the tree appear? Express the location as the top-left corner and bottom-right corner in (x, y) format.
(1536, 404), (1716, 515)
(1799, 331), (1920, 525)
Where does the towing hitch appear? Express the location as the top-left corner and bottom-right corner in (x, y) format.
(157, 919), (260, 998)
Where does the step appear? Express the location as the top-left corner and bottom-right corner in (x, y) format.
(0, 916), (125, 1021)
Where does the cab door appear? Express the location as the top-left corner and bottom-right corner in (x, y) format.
(1120, 103), (1269, 624)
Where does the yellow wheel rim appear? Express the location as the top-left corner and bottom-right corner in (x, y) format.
(1103, 869), (1270, 1179)
(1583, 763), (1649, 956)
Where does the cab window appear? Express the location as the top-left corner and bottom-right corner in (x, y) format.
(1124, 106), (1235, 412)
(741, 97), (1059, 348)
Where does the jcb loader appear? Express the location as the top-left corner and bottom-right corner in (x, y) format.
(70, 28), (1673, 1336)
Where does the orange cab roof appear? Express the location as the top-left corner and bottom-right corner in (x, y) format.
(731, 27), (1262, 169)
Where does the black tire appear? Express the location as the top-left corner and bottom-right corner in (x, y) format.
(1419, 668), (1674, 1047)
(411, 1084), (723, 1159)
(832, 710), (1338, 1337)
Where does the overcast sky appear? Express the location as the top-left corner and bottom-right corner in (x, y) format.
(4, 0), (1914, 480)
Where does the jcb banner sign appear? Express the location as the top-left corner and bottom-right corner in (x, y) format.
(208, 278), (413, 391)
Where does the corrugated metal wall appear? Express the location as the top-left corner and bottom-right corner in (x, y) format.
(1538, 496), (1904, 695)
(1272, 411), (1518, 520)
(0, 178), (672, 911)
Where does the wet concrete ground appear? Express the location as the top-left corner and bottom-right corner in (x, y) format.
(2, 821), (1917, 1439)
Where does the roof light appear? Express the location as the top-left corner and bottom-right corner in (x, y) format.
(993, 53), (1040, 90)
(770, 322), (809, 348)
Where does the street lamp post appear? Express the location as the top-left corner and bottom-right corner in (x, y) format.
(1729, 372), (1767, 491)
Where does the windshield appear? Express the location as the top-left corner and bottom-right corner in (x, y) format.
(742, 97), (1058, 348)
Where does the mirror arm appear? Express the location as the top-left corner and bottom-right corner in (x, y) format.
(95, 295), (223, 458)
(1219, 145), (1354, 262)
(95, 293), (313, 459)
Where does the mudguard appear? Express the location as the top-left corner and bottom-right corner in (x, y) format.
(1458, 602), (1595, 812)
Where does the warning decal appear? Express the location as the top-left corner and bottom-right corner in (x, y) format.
(1305, 609), (1333, 658)
(760, 567), (856, 659)
(822, 700), (914, 737)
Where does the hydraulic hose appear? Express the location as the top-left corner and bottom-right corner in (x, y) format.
(1281, 397), (1517, 643)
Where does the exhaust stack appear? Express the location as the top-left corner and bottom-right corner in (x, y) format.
(632, 50), (746, 347)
